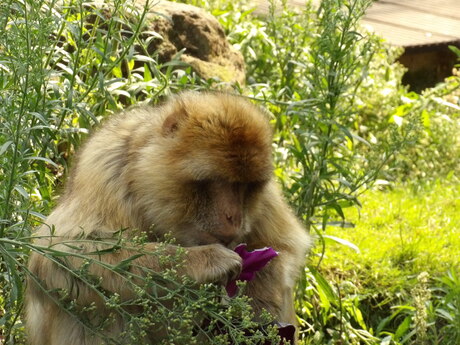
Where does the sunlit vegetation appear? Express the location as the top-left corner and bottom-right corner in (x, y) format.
(1, 0), (459, 343)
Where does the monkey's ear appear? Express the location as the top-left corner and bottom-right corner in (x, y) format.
(161, 103), (189, 137)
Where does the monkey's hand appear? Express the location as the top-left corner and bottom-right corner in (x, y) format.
(185, 244), (242, 285)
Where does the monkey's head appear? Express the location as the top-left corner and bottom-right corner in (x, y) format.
(136, 92), (274, 248)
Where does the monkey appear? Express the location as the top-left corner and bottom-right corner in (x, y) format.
(25, 91), (311, 345)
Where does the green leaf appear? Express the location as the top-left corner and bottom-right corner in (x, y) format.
(309, 266), (337, 309)
(113, 254), (144, 272)
(25, 156), (59, 169)
(323, 235), (360, 253)
(27, 210), (47, 220)
(437, 308), (454, 321)
(421, 109), (430, 128)
(329, 203), (345, 220)
(30, 112), (48, 124)
(0, 141), (13, 155)
(143, 63), (152, 82)
(14, 185), (29, 199)
(449, 45), (460, 58)
(112, 65), (122, 78)
(127, 59), (134, 71)
(394, 316), (411, 340)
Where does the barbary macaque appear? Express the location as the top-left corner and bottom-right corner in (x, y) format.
(25, 91), (310, 345)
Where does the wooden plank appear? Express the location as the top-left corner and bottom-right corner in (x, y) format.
(252, 0), (460, 47)
(365, 1), (460, 45)
(361, 19), (454, 47)
(378, 0), (460, 20)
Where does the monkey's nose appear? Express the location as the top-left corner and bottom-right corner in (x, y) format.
(225, 213), (242, 227)
(226, 214), (234, 225)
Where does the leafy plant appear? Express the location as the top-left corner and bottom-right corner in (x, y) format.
(22, 236), (279, 344)
(431, 269), (460, 344)
(297, 266), (378, 344)
(0, 0), (266, 343)
(389, 78), (460, 182)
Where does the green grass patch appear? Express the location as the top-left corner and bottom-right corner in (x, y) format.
(299, 181), (460, 343)
(321, 181), (460, 293)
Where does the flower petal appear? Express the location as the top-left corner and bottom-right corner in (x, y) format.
(240, 246), (279, 280)
(225, 243), (279, 297)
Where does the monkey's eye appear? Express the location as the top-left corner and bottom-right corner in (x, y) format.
(245, 181), (266, 195)
(194, 179), (209, 186)
(190, 179), (211, 189)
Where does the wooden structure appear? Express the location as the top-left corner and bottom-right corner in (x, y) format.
(363, 0), (460, 47)
(254, 0), (460, 91)
(363, 0), (460, 90)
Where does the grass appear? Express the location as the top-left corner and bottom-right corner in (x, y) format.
(321, 181), (460, 292)
(296, 180), (460, 344)
(314, 180), (460, 338)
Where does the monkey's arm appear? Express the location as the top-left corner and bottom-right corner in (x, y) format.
(28, 239), (242, 304)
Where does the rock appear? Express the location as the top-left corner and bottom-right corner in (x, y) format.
(137, 0), (246, 84)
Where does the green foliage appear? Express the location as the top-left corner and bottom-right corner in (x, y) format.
(320, 182), (460, 344)
(297, 266), (378, 344)
(228, 0), (420, 227)
(432, 269), (460, 344)
(22, 237), (279, 344)
(1, 0), (460, 343)
(390, 79), (460, 182)
(0, 0), (268, 343)
(0, 0), (205, 230)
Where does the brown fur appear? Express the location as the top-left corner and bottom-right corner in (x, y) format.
(25, 92), (311, 345)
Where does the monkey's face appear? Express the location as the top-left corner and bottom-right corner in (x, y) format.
(171, 179), (267, 248)
(140, 92), (273, 249)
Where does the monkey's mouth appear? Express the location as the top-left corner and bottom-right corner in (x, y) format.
(193, 231), (241, 248)
(196, 235), (236, 248)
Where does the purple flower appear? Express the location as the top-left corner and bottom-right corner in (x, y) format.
(226, 243), (279, 297)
